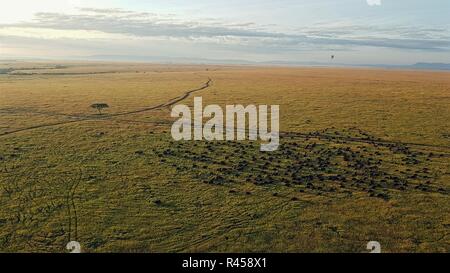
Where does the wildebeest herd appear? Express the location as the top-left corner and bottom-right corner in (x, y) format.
(156, 127), (448, 201)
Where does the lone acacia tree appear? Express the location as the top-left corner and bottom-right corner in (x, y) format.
(90, 103), (109, 115)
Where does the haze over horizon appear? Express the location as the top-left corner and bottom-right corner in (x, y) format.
(1, 0), (449, 65)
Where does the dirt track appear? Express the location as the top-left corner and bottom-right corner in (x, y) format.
(0, 77), (212, 245)
(0, 77), (212, 137)
(2, 76), (448, 151)
(281, 132), (450, 151)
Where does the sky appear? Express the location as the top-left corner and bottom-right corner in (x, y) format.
(0, 0), (449, 64)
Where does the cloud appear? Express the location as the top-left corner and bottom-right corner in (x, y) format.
(15, 11), (278, 39)
(1, 6), (449, 61)
(367, 0), (382, 6)
(78, 7), (133, 14)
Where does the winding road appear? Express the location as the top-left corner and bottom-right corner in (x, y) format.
(0, 77), (212, 246)
(0, 77), (212, 137)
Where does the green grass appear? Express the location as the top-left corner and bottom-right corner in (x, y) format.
(0, 62), (449, 252)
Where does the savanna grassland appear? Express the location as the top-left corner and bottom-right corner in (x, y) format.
(0, 61), (449, 253)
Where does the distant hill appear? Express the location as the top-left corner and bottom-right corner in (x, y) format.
(84, 55), (255, 65)
(410, 63), (450, 70)
(353, 62), (450, 71)
(10, 54), (448, 71)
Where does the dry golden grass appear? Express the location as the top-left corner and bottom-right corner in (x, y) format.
(0, 62), (448, 253)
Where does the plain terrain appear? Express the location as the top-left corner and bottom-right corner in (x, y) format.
(0, 61), (449, 252)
